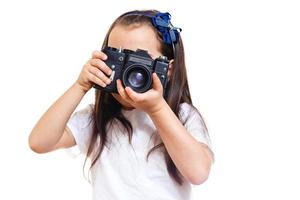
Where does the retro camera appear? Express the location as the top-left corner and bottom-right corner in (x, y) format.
(93, 46), (169, 95)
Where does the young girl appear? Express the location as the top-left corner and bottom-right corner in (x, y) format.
(29, 10), (214, 200)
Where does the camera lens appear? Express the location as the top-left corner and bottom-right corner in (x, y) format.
(123, 64), (152, 93)
(128, 69), (146, 88)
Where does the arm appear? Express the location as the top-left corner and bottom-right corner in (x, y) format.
(28, 83), (87, 153)
(29, 50), (112, 153)
(148, 101), (213, 185)
(116, 73), (213, 185)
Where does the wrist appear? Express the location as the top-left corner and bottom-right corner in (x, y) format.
(72, 82), (89, 94)
(148, 99), (169, 117)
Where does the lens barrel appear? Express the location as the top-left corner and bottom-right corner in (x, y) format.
(122, 64), (152, 93)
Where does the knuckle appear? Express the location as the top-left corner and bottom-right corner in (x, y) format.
(95, 60), (111, 75)
(97, 60), (104, 69)
(91, 58), (100, 66)
(92, 77), (98, 83)
(95, 59), (101, 64)
(84, 64), (91, 70)
(96, 60), (105, 71)
(101, 62), (110, 73)
(88, 59), (95, 66)
(88, 73), (95, 82)
(95, 70), (102, 78)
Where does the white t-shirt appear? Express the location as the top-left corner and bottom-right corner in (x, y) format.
(67, 103), (213, 200)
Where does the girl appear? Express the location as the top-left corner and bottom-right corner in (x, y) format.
(29, 10), (214, 200)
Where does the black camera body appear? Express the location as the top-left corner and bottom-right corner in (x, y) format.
(93, 46), (169, 95)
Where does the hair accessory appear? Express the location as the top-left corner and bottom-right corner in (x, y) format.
(124, 11), (182, 45)
(151, 12), (182, 45)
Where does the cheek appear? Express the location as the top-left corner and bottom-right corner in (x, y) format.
(167, 64), (173, 80)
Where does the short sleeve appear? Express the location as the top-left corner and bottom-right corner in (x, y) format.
(179, 103), (214, 160)
(66, 104), (94, 154)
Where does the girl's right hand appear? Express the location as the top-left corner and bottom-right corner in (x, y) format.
(75, 50), (112, 92)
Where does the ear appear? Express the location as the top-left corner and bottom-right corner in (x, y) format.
(167, 59), (174, 81)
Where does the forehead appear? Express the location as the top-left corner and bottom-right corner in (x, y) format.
(108, 24), (162, 57)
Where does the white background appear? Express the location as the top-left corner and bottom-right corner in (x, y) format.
(0, 0), (299, 199)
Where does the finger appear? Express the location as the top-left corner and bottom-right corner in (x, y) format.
(87, 71), (107, 87)
(125, 87), (142, 102)
(88, 66), (111, 85)
(90, 59), (112, 76)
(152, 73), (163, 92)
(91, 50), (107, 60)
(116, 80), (131, 102)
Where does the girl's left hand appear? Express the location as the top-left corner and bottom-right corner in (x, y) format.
(116, 73), (167, 115)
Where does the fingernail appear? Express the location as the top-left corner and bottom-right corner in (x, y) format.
(106, 79), (111, 84)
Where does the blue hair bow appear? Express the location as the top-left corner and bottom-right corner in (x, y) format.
(151, 12), (182, 45)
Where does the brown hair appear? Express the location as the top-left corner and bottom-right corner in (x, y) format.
(85, 10), (208, 185)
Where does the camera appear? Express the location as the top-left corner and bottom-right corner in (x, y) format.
(93, 46), (169, 95)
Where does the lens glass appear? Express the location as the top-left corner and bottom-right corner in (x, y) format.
(128, 69), (147, 88)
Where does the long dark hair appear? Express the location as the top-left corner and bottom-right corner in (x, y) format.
(85, 10), (208, 185)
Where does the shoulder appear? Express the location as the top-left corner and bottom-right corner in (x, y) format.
(178, 103), (213, 155)
(73, 104), (94, 116)
(75, 104), (94, 114)
(178, 102), (200, 122)
(70, 104), (94, 128)
(67, 104), (95, 154)
(179, 102), (194, 113)
(178, 102), (208, 132)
